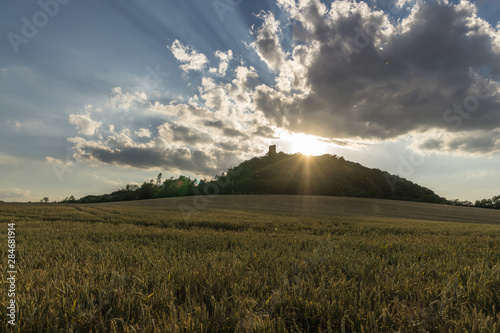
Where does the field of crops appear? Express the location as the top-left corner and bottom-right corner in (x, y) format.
(1, 195), (499, 332)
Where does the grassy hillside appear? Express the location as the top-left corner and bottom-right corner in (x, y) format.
(1, 197), (499, 332)
(201, 153), (446, 204)
(76, 152), (450, 205)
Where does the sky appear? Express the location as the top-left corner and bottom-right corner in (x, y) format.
(0, 0), (499, 203)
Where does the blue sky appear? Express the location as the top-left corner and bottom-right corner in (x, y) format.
(0, 0), (499, 202)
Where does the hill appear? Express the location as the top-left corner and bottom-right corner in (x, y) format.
(73, 151), (500, 207)
(199, 152), (447, 204)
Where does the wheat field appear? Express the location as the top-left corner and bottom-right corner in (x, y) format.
(1, 196), (499, 332)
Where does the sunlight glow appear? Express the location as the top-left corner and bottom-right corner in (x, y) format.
(286, 133), (331, 156)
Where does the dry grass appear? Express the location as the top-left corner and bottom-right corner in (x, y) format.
(0, 197), (499, 332)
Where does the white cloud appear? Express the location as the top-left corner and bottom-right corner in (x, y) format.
(7, 120), (44, 129)
(84, 104), (102, 112)
(92, 174), (122, 187)
(135, 128), (152, 138)
(67, 82), (270, 174)
(45, 156), (74, 167)
(0, 188), (30, 201)
(69, 113), (102, 136)
(0, 154), (11, 165)
(250, 12), (287, 72)
(110, 87), (147, 110)
(209, 50), (234, 77)
(169, 39), (208, 73)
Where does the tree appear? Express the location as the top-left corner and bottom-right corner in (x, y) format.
(137, 182), (156, 200)
(156, 173), (163, 187)
(492, 195), (500, 209)
(41, 197), (49, 203)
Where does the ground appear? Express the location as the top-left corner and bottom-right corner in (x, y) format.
(1, 195), (499, 332)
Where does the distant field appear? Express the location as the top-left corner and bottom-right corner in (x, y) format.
(108, 195), (500, 225)
(1, 195), (499, 332)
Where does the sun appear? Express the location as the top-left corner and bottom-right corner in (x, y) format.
(287, 133), (329, 156)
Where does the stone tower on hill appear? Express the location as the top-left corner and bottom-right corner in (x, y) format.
(268, 145), (276, 155)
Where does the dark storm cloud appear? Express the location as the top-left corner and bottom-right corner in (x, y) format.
(72, 139), (230, 175)
(419, 138), (444, 151)
(419, 130), (500, 154)
(253, 125), (277, 138)
(252, 0), (500, 145)
(215, 142), (240, 151)
(203, 120), (247, 138)
(86, 146), (217, 174)
(222, 127), (247, 138)
(203, 120), (225, 128)
(159, 123), (212, 145)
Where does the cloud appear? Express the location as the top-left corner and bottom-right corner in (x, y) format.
(209, 50), (234, 77)
(69, 134), (239, 175)
(135, 128), (151, 138)
(66, 87), (270, 174)
(158, 122), (212, 146)
(45, 156), (74, 167)
(69, 113), (102, 136)
(169, 39), (208, 73)
(66, 0), (500, 176)
(416, 130), (500, 155)
(110, 87), (148, 110)
(92, 174), (122, 187)
(203, 120), (248, 137)
(0, 155), (9, 165)
(63, 0), (500, 176)
(249, 0), (500, 151)
(0, 188), (30, 201)
(203, 120), (225, 128)
(253, 125), (278, 138)
(250, 12), (287, 72)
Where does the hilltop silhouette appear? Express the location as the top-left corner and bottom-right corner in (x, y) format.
(73, 149), (452, 204)
(198, 150), (447, 203)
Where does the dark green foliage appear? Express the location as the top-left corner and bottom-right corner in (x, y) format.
(206, 153), (447, 204)
(78, 175), (198, 203)
(475, 195), (500, 209)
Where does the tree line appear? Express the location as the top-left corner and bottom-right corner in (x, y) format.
(68, 174), (199, 204)
(57, 152), (500, 209)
